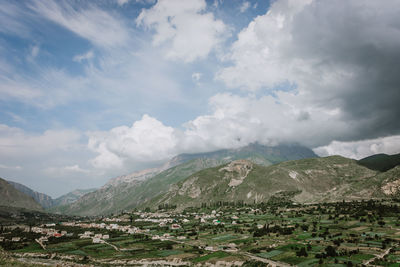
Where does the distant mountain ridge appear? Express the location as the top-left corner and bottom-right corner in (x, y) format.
(0, 178), (43, 211)
(52, 188), (97, 207)
(7, 180), (96, 209)
(7, 180), (54, 208)
(52, 143), (318, 216)
(145, 155), (400, 210)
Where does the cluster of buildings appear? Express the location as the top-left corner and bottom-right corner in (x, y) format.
(60, 221), (149, 235)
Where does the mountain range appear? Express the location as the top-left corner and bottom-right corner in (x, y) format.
(2, 144), (400, 217)
(145, 156), (398, 210)
(50, 143), (318, 216)
(5, 180), (96, 210)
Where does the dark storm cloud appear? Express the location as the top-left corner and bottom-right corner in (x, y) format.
(219, 0), (400, 145)
(291, 0), (400, 141)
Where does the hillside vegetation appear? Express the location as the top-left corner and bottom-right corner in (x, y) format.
(52, 144), (317, 216)
(357, 153), (400, 172)
(0, 178), (43, 211)
(144, 156), (400, 209)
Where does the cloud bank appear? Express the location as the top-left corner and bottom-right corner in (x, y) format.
(88, 0), (400, 170)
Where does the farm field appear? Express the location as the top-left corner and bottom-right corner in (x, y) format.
(1, 200), (400, 266)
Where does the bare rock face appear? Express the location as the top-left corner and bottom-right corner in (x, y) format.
(381, 179), (400, 196)
(104, 167), (163, 188)
(178, 176), (201, 198)
(219, 160), (253, 187)
(7, 180), (54, 209)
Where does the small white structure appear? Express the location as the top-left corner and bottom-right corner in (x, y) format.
(152, 235), (160, 240)
(92, 238), (102, 244)
(12, 237), (21, 242)
(224, 243), (238, 252)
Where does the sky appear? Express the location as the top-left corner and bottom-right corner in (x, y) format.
(1, 0), (400, 197)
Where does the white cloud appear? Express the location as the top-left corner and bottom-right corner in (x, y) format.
(30, 0), (130, 49)
(192, 72), (202, 82)
(6, 112), (26, 124)
(239, 1), (250, 13)
(314, 135), (400, 160)
(26, 44), (40, 62)
(116, 0), (130, 6)
(0, 124), (81, 158)
(0, 1), (31, 37)
(0, 77), (43, 103)
(0, 67), (86, 109)
(218, 0), (313, 91)
(45, 164), (89, 175)
(73, 50), (94, 62)
(0, 164), (22, 170)
(181, 93), (349, 151)
(136, 0), (228, 62)
(88, 114), (178, 169)
(87, 93), (352, 170)
(64, 164), (89, 173)
(0, 124), (97, 196)
(117, 0), (156, 5)
(31, 45), (39, 58)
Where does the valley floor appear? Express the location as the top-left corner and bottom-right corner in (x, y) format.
(1, 200), (400, 266)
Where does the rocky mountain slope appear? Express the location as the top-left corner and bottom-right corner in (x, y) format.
(144, 155), (398, 209)
(7, 180), (54, 208)
(52, 188), (97, 207)
(0, 178), (43, 211)
(53, 144), (317, 216)
(7, 180), (96, 209)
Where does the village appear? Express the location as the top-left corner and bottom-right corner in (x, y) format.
(1, 200), (400, 266)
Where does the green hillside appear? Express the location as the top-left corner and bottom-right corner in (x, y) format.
(0, 178), (43, 211)
(357, 153), (400, 172)
(52, 188), (97, 207)
(53, 144), (317, 216)
(51, 158), (226, 216)
(7, 180), (54, 209)
(144, 156), (390, 210)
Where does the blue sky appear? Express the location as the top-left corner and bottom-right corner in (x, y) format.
(1, 0), (400, 197)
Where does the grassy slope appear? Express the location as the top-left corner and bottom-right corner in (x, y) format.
(0, 178), (43, 211)
(357, 153), (400, 172)
(53, 158), (227, 216)
(146, 156), (381, 209)
(56, 145), (317, 216)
